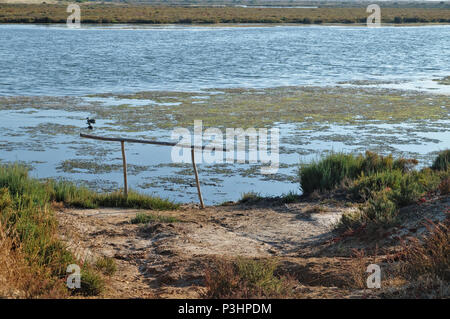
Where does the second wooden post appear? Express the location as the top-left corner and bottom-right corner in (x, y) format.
(191, 148), (205, 209)
(121, 141), (128, 197)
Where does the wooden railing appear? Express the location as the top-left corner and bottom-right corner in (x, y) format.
(80, 133), (226, 209)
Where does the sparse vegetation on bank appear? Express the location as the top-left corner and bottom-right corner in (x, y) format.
(432, 149), (450, 171)
(238, 191), (300, 205)
(0, 163), (178, 297)
(0, 164), (178, 211)
(299, 150), (449, 233)
(131, 212), (179, 224)
(299, 151), (418, 194)
(95, 256), (117, 276)
(0, 4), (449, 25)
(377, 220), (450, 298)
(1, 148), (448, 298)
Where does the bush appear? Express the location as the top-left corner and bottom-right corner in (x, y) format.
(390, 169), (440, 207)
(299, 151), (417, 194)
(299, 153), (362, 194)
(364, 191), (399, 227)
(431, 149), (449, 171)
(351, 169), (404, 201)
(79, 267), (105, 296)
(0, 187), (12, 211)
(337, 190), (398, 232)
(204, 258), (294, 298)
(337, 210), (365, 231)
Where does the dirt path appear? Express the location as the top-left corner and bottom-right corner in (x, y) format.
(56, 195), (449, 298)
(57, 200), (358, 298)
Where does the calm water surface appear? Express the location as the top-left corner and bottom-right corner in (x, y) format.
(0, 24), (449, 96)
(0, 24), (449, 203)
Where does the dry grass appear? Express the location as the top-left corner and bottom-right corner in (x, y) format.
(438, 177), (450, 195)
(304, 205), (328, 214)
(0, 222), (68, 298)
(397, 221), (449, 281)
(346, 246), (381, 289)
(381, 220), (450, 298)
(203, 257), (297, 299)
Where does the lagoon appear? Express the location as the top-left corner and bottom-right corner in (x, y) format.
(0, 24), (448, 204)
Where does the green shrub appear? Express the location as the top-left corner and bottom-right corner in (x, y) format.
(236, 258), (289, 296)
(351, 169), (404, 200)
(95, 257), (117, 276)
(352, 167), (441, 207)
(431, 149), (450, 171)
(337, 210), (365, 231)
(299, 151), (416, 194)
(364, 191), (399, 227)
(299, 153), (362, 194)
(204, 258), (294, 298)
(359, 151), (394, 175)
(390, 169), (440, 207)
(0, 187), (12, 211)
(79, 267), (104, 296)
(337, 191), (398, 232)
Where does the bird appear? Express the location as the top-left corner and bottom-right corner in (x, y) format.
(86, 117), (96, 130)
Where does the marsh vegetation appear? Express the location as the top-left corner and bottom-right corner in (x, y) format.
(0, 4), (449, 24)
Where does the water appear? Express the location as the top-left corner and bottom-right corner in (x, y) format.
(0, 24), (449, 204)
(0, 24), (449, 96)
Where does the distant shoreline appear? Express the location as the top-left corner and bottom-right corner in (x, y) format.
(0, 4), (449, 25)
(2, 22), (450, 28)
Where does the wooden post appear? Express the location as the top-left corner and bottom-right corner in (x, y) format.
(191, 148), (205, 209)
(121, 141), (128, 197)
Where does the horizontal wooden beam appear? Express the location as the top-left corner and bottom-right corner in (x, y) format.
(80, 133), (227, 152)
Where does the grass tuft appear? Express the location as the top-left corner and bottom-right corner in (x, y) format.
(95, 256), (117, 276)
(131, 213), (179, 224)
(204, 257), (295, 298)
(238, 192), (263, 204)
(79, 267), (105, 296)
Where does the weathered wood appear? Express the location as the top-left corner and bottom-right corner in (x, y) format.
(80, 133), (226, 152)
(80, 133), (217, 208)
(191, 148), (205, 209)
(121, 141), (128, 197)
